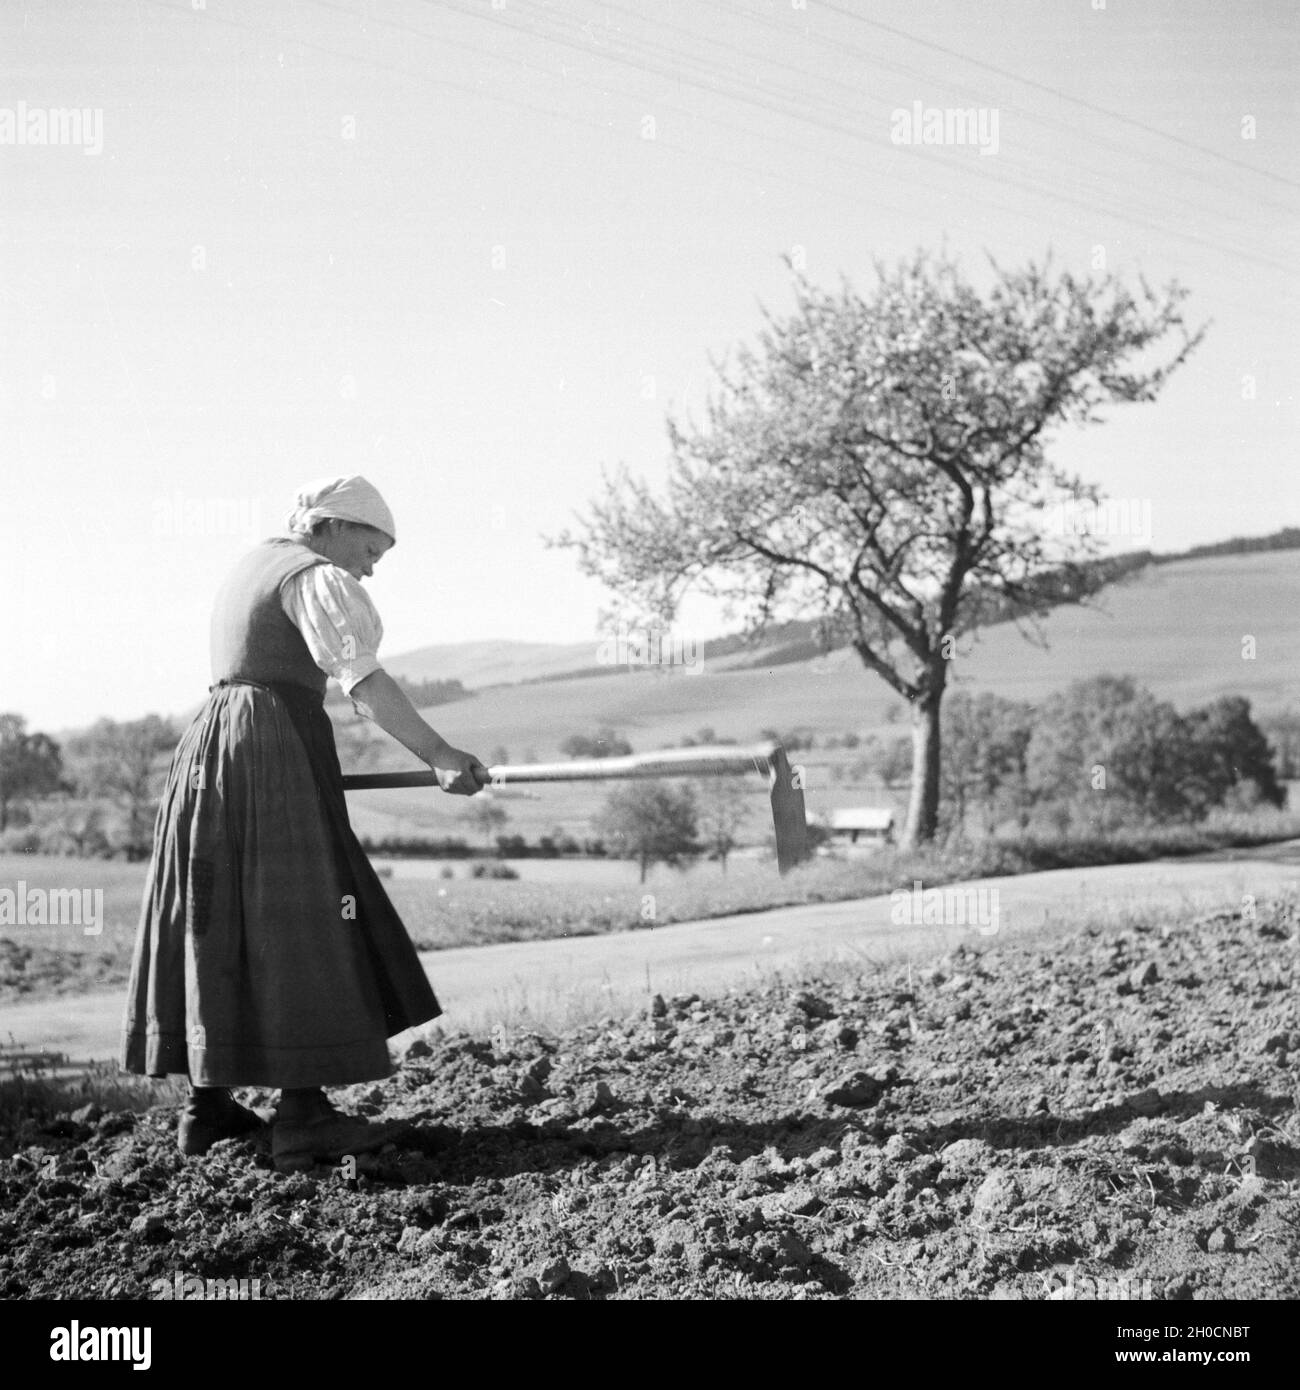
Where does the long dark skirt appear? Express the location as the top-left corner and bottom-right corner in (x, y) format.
(120, 679), (440, 1088)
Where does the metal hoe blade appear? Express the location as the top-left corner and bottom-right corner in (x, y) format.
(766, 745), (809, 877)
(342, 740), (812, 876)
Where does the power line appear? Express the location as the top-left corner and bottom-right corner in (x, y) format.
(135, 0), (1297, 305)
(137, 0), (913, 222)
(574, 0), (1291, 256)
(416, 0), (1295, 278)
(690, 0), (1300, 223)
(817, 0), (1300, 193)
(307, 0), (1111, 250)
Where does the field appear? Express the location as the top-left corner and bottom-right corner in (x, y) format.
(346, 551), (1300, 844)
(0, 858), (146, 1004)
(384, 551), (1300, 720)
(1, 891), (1298, 1301)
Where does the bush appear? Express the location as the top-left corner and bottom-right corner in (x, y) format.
(1221, 778), (1265, 812)
(598, 781), (699, 882)
(359, 835), (473, 858)
(561, 729), (633, 759)
(1026, 678), (1285, 825)
(470, 862), (520, 880)
(680, 726), (737, 748)
(0, 827), (47, 855)
(0, 796), (115, 859)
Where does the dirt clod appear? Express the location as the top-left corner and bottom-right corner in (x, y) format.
(820, 1070), (892, 1108)
(1129, 961), (1160, 990)
(1205, 1226), (1235, 1254)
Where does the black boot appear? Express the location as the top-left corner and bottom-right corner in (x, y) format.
(271, 1089), (410, 1173)
(178, 1086), (273, 1157)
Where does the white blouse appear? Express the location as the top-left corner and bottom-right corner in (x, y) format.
(280, 563), (383, 695)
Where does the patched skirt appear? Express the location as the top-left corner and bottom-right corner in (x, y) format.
(121, 678), (440, 1087)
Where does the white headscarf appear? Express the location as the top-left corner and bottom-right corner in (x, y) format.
(286, 475), (396, 544)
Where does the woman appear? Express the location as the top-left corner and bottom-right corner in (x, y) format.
(121, 475), (487, 1167)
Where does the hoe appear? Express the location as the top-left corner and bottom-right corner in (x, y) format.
(342, 741), (810, 875)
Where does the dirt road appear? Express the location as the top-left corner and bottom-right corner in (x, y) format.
(4, 848), (1297, 1068)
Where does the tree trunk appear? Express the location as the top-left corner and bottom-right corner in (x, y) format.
(901, 694), (942, 848)
(639, 854), (648, 884)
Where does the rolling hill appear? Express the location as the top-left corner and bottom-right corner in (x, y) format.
(338, 549), (1299, 844)
(384, 639), (604, 690)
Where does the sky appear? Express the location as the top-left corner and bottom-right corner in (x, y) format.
(1, 0), (1297, 732)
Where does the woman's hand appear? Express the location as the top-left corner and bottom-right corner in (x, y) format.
(348, 670), (488, 795)
(427, 743), (489, 796)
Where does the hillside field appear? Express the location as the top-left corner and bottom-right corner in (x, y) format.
(343, 551), (1299, 843)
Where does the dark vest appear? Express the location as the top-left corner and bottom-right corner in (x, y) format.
(210, 537), (333, 695)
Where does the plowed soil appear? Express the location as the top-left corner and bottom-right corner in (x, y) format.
(2, 898), (1298, 1301)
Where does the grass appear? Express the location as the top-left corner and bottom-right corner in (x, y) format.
(389, 816), (1300, 952)
(0, 854), (143, 1004)
(0, 1040), (186, 1142)
(3, 809), (1299, 996)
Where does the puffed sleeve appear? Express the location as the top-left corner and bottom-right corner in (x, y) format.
(280, 563), (384, 695)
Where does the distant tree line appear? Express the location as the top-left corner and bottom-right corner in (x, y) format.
(0, 714), (63, 833)
(561, 728), (633, 759)
(356, 832), (608, 859)
(677, 726), (737, 747)
(938, 678), (1285, 839)
(393, 675), (471, 708)
(0, 711), (176, 860)
(358, 835), (477, 858)
(2, 666), (1292, 863)
(1172, 527), (1300, 561)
